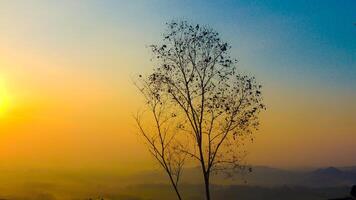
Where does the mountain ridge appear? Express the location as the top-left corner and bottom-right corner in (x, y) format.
(130, 165), (356, 187)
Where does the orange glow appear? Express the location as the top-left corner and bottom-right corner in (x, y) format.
(0, 78), (10, 118)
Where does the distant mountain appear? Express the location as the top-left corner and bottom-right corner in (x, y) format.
(305, 167), (356, 187)
(128, 184), (351, 200)
(232, 166), (356, 187)
(340, 166), (356, 173)
(0, 167), (353, 200)
(129, 166), (356, 187)
(312, 167), (344, 176)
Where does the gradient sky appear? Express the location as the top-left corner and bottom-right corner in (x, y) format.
(0, 0), (355, 171)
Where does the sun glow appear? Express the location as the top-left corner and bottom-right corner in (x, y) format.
(0, 79), (9, 118)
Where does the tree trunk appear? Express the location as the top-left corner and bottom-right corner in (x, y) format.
(203, 172), (211, 200)
(198, 140), (211, 200)
(173, 185), (183, 200)
(167, 172), (183, 200)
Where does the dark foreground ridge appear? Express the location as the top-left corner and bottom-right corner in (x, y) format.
(329, 185), (356, 200)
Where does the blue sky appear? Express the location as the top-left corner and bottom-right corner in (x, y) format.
(142, 0), (356, 89)
(2, 0), (354, 89)
(65, 0), (356, 90)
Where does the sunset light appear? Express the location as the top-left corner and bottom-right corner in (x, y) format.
(0, 80), (9, 118)
(0, 1), (355, 200)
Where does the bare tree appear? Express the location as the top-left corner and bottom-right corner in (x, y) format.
(136, 21), (265, 200)
(134, 77), (186, 200)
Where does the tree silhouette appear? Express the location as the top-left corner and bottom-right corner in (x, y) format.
(135, 77), (186, 200)
(135, 21), (265, 200)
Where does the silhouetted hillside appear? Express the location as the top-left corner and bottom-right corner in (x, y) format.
(131, 166), (356, 187)
(0, 166), (354, 199)
(127, 184), (351, 200)
(306, 167), (356, 187)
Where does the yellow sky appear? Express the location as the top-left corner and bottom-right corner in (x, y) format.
(0, 42), (149, 171)
(1, 40), (355, 171)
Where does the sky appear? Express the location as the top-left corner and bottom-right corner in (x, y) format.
(0, 0), (355, 171)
